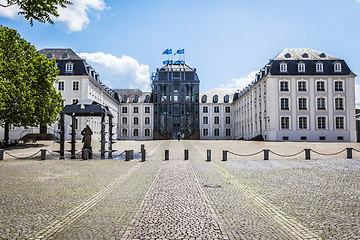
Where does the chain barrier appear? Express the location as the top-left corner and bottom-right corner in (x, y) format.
(227, 150), (263, 157)
(269, 150), (305, 158)
(353, 149), (360, 153)
(5, 150), (41, 160)
(69, 151), (82, 159)
(112, 151), (126, 159)
(87, 149), (102, 159)
(46, 150), (59, 157)
(310, 149), (346, 156)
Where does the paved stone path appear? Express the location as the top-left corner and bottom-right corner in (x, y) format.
(121, 141), (228, 239)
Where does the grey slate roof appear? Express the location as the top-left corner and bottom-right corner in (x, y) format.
(39, 49), (82, 60)
(273, 48), (341, 61)
(114, 89), (152, 103)
(159, 63), (195, 72)
(200, 88), (237, 104)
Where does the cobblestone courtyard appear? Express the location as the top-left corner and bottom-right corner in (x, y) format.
(0, 140), (359, 239)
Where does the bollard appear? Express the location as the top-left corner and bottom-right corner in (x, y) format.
(40, 149), (47, 160)
(0, 149), (4, 160)
(347, 148), (353, 159)
(305, 149), (311, 160)
(141, 144), (145, 152)
(141, 149), (146, 162)
(165, 150), (169, 160)
(125, 150), (130, 161)
(222, 150), (227, 161)
(82, 149), (89, 160)
(129, 150), (134, 160)
(184, 149), (189, 160)
(206, 150), (211, 162)
(264, 149), (269, 160)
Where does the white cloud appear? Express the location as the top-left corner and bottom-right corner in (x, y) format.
(55, 0), (107, 32)
(221, 71), (258, 89)
(0, 0), (19, 19)
(78, 52), (151, 91)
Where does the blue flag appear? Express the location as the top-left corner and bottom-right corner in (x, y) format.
(162, 49), (168, 55)
(168, 49), (172, 55)
(163, 60), (169, 65)
(174, 60), (181, 64)
(163, 48), (173, 55)
(174, 48), (184, 55)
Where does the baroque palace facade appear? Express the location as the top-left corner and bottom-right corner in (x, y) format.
(1, 48), (356, 142)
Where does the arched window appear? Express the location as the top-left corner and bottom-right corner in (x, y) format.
(224, 95), (229, 103)
(213, 95), (218, 103)
(316, 62), (323, 72)
(133, 95), (139, 103)
(144, 95), (150, 103)
(201, 95), (207, 103)
(334, 62), (342, 72)
(298, 62), (305, 72)
(65, 62), (74, 72)
(122, 95), (128, 103)
(280, 62), (287, 72)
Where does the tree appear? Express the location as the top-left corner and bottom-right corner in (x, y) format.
(0, 25), (63, 143)
(0, 0), (72, 26)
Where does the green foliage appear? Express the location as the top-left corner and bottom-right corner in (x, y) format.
(0, 25), (63, 129)
(0, 0), (72, 25)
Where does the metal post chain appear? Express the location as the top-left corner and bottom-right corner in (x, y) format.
(227, 150), (263, 157)
(4, 150), (41, 160)
(269, 150), (305, 158)
(310, 149), (346, 156)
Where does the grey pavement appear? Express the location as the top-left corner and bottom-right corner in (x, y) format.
(0, 140), (359, 239)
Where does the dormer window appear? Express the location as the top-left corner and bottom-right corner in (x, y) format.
(65, 62), (74, 72)
(144, 95), (150, 103)
(298, 62), (305, 72)
(280, 62), (287, 72)
(133, 95), (139, 103)
(61, 53), (69, 59)
(316, 62), (324, 72)
(224, 95), (229, 103)
(201, 95), (207, 103)
(122, 95), (128, 103)
(46, 53), (53, 59)
(334, 62), (342, 72)
(213, 95), (218, 103)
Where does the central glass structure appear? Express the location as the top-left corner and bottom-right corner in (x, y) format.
(152, 63), (200, 139)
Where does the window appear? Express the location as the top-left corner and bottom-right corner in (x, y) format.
(280, 98), (289, 110)
(133, 117), (139, 125)
(144, 95), (150, 103)
(133, 129), (139, 137)
(203, 106), (208, 113)
(145, 117), (150, 125)
(133, 106), (139, 113)
(214, 116), (220, 124)
(299, 117), (308, 129)
(280, 81), (289, 91)
(334, 62), (342, 72)
(58, 81), (64, 91)
(145, 129), (150, 137)
(65, 62), (73, 72)
(203, 116), (208, 124)
(122, 107), (128, 113)
(214, 128), (220, 136)
(145, 106), (150, 113)
(337, 136), (344, 141)
(72, 81), (79, 91)
(225, 106), (231, 113)
(72, 99), (79, 104)
(301, 136), (307, 141)
(298, 62), (305, 72)
(335, 117), (344, 129)
(226, 128), (231, 136)
(316, 81), (325, 91)
(75, 118), (78, 130)
(225, 116), (231, 124)
(335, 98), (344, 110)
(317, 98), (326, 110)
(214, 106), (219, 113)
(298, 81), (307, 91)
(280, 62), (287, 72)
(319, 136), (326, 141)
(61, 53), (69, 59)
(334, 81), (343, 91)
(122, 117), (127, 125)
(317, 117), (326, 129)
(133, 95), (139, 103)
(203, 128), (209, 136)
(213, 95), (218, 103)
(122, 128), (128, 137)
(316, 62), (324, 72)
(298, 98), (307, 110)
(283, 136), (289, 141)
(224, 95), (229, 103)
(281, 117), (290, 129)
(202, 95), (207, 103)
(122, 95), (128, 103)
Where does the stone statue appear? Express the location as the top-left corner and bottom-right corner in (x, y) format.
(81, 125), (93, 158)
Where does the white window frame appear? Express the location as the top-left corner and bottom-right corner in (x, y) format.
(122, 106), (128, 114)
(145, 117), (150, 125)
(122, 128), (128, 137)
(225, 128), (231, 136)
(225, 116), (231, 125)
(317, 97), (326, 110)
(280, 98), (290, 110)
(203, 106), (208, 113)
(298, 116), (308, 130)
(317, 116), (327, 130)
(280, 80), (289, 91)
(280, 62), (287, 72)
(122, 117), (127, 125)
(334, 62), (342, 72)
(72, 98), (79, 104)
(65, 62), (74, 72)
(316, 81), (326, 91)
(214, 116), (220, 124)
(58, 81), (64, 91)
(316, 62), (324, 72)
(214, 106), (219, 113)
(203, 128), (209, 136)
(297, 80), (307, 92)
(214, 128), (220, 136)
(203, 116), (208, 125)
(72, 81), (79, 91)
(298, 97), (307, 110)
(133, 106), (139, 113)
(133, 128), (139, 137)
(133, 117), (139, 125)
(280, 116), (291, 130)
(335, 116), (345, 129)
(145, 106), (150, 113)
(334, 97), (344, 110)
(298, 62), (306, 72)
(334, 80), (344, 92)
(145, 128), (150, 137)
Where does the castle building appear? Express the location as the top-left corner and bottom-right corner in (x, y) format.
(151, 63), (200, 139)
(115, 89), (153, 140)
(233, 48), (357, 142)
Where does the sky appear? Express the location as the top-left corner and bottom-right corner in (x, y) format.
(1, 0), (360, 105)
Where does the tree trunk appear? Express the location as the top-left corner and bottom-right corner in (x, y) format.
(4, 122), (9, 145)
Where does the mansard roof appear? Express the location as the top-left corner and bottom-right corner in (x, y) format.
(273, 48), (340, 61)
(159, 63), (195, 72)
(39, 48), (82, 60)
(114, 89), (152, 103)
(200, 88), (237, 104)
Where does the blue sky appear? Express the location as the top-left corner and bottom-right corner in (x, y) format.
(1, 0), (360, 104)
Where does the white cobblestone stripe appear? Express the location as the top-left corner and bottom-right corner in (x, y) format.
(27, 163), (142, 240)
(121, 141), (229, 239)
(211, 161), (323, 240)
